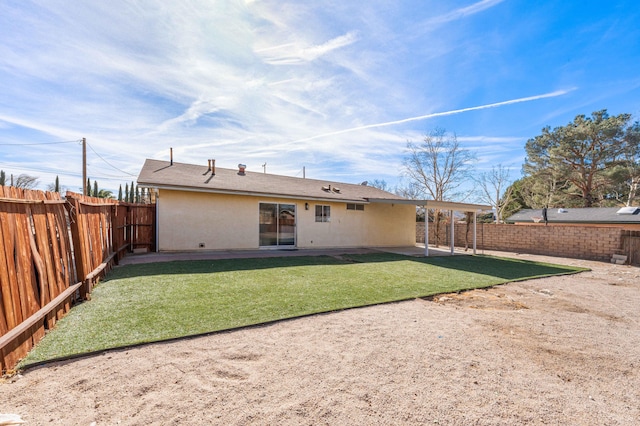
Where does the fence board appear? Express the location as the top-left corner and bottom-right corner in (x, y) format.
(2, 187), (155, 372)
(622, 232), (640, 265)
(0, 220), (10, 335)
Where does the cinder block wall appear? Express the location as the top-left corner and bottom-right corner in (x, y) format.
(416, 222), (624, 262)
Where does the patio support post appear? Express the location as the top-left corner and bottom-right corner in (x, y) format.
(450, 209), (455, 255)
(424, 206), (429, 256)
(473, 210), (477, 254)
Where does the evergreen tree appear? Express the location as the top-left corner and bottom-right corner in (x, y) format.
(118, 184), (123, 201)
(135, 185), (140, 203)
(129, 181), (135, 202)
(524, 109), (638, 207)
(86, 178), (91, 196)
(93, 180), (99, 197)
(54, 176), (60, 192)
(125, 183), (129, 203)
(0, 170), (5, 186)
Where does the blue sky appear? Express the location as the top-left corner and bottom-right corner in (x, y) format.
(1, 0), (639, 197)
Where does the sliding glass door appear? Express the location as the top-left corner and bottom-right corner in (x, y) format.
(259, 203), (296, 247)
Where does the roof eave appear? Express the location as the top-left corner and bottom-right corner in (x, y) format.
(367, 198), (491, 211)
(138, 182), (373, 203)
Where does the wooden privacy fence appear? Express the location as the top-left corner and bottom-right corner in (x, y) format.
(1, 188), (155, 372)
(622, 231), (640, 266)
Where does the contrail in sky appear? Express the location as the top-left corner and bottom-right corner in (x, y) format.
(291, 89), (574, 144)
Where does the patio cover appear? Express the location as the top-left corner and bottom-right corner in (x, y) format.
(367, 198), (492, 256)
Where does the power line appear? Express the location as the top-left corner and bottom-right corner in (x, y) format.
(0, 162), (130, 181)
(86, 141), (136, 177)
(0, 139), (81, 146)
(0, 161), (82, 177)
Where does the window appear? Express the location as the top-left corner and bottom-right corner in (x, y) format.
(315, 205), (330, 222)
(346, 203), (364, 211)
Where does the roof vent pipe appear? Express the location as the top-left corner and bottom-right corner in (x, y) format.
(170, 147), (173, 165)
(212, 159), (215, 175)
(238, 163), (246, 175)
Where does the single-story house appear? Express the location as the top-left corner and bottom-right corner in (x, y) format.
(137, 158), (490, 253)
(506, 207), (640, 230)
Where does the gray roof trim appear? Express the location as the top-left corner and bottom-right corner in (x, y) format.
(367, 198), (492, 211)
(146, 183), (373, 204)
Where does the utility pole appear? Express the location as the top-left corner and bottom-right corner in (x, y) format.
(82, 137), (87, 195)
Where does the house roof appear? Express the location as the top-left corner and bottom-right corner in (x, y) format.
(137, 159), (407, 203)
(506, 207), (640, 224)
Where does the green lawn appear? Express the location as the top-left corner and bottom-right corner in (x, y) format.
(20, 253), (586, 367)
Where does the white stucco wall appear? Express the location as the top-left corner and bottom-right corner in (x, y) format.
(157, 189), (416, 251)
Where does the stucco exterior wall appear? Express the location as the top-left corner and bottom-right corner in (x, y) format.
(158, 189), (415, 251)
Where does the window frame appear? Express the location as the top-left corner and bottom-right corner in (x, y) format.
(315, 204), (331, 222)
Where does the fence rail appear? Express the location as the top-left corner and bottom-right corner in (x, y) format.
(1, 187), (155, 372)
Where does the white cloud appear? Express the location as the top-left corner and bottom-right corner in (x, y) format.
(423, 0), (507, 26)
(284, 90), (574, 145)
(2, 0), (634, 194)
(258, 31), (360, 64)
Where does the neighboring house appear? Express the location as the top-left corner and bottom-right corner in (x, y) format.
(506, 207), (640, 230)
(137, 159), (419, 251)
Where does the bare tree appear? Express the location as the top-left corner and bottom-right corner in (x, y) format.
(403, 128), (476, 245)
(395, 181), (426, 221)
(368, 179), (390, 191)
(403, 128), (476, 201)
(474, 164), (514, 223)
(14, 174), (39, 189)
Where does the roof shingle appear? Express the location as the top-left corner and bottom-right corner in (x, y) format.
(137, 159), (406, 203)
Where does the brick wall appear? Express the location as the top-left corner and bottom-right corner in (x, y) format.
(416, 222), (625, 262)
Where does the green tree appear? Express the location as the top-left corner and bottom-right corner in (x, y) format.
(524, 109), (636, 207)
(93, 180), (99, 197)
(86, 178), (91, 196)
(0, 170), (5, 186)
(129, 181), (135, 203)
(118, 184), (123, 201)
(97, 189), (114, 199)
(125, 183), (129, 203)
(617, 120), (640, 206)
(46, 176), (62, 193)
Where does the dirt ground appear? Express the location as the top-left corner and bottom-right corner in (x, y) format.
(1, 251), (639, 425)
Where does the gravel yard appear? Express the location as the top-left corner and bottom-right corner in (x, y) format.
(1, 251), (639, 425)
